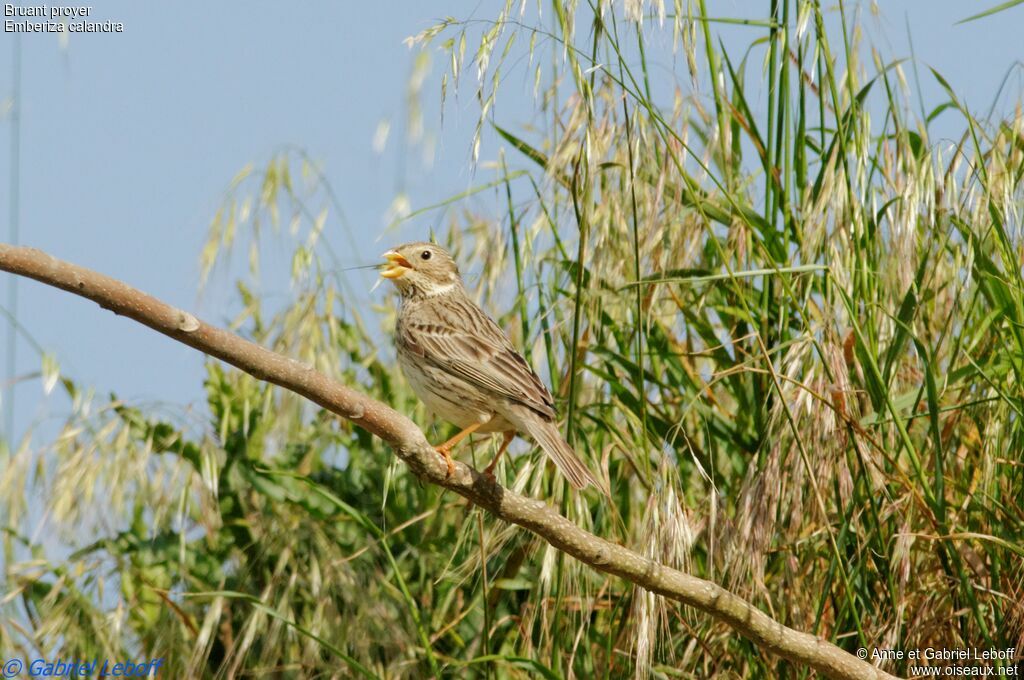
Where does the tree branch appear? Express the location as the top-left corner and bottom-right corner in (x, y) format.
(0, 243), (899, 680)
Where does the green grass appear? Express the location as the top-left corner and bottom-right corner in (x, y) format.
(3, 1), (1024, 677)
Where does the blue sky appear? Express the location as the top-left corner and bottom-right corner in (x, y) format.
(1, 0), (1022, 446)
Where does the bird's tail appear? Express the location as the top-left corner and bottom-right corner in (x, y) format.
(522, 414), (605, 493)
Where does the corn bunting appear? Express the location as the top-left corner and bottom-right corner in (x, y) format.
(381, 242), (601, 490)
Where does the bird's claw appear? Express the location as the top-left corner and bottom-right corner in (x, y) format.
(482, 461), (498, 483)
(434, 446), (455, 479)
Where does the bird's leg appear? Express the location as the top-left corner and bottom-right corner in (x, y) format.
(483, 431), (516, 480)
(434, 422), (482, 478)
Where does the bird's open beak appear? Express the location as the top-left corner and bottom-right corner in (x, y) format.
(380, 250), (413, 279)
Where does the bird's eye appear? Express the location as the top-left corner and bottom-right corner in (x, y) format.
(421, 250), (432, 260)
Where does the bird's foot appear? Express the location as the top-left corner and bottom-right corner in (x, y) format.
(434, 445), (456, 479)
(481, 431), (514, 485)
(482, 459), (499, 483)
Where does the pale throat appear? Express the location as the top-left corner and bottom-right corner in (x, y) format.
(420, 279), (459, 297)
(417, 270), (460, 297)
(398, 272), (461, 299)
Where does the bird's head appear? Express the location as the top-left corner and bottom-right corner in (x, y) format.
(380, 242), (462, 297)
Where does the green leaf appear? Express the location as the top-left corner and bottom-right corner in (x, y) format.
(957, 0), (1024, 24)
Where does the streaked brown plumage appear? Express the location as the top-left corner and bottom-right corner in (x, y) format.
(380, 241), (601, 490)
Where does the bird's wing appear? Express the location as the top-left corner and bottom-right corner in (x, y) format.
(399, 295), (557, 419)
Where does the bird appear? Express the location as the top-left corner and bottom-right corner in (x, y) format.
(380, 241), (602, 490)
